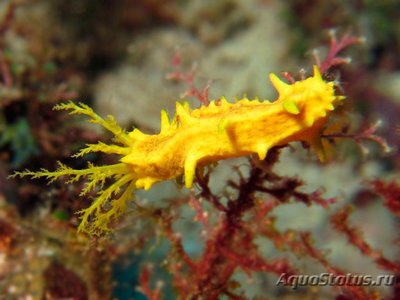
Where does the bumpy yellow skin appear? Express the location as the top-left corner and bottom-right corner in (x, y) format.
(13, 66), (343, 235)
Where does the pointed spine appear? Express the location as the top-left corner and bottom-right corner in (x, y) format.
(175, 102), (192, 125)
(184, 153), (198, 188)
(255, 143), (269, 160)
(312, 65), (322, 80)
(269, 73), (290, 95)
(219, 97), (229, 107)
(160, 109), (170, 134)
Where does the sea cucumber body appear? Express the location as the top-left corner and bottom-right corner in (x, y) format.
(13, 66), (342, 234)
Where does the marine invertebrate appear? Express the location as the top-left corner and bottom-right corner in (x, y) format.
(12, 66), (343, 235)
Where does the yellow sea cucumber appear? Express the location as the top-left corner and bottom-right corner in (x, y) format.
(12, 66), (343, 235)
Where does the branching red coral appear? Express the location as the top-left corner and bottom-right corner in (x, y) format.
(331, 205), (400, 273)
(314, 30), (365, 74)
(372, 179), (400, 216)
(138, 265), (162, 300)
(144, 149), (346, 298)
(166, 48), (211, 105)
(322, 120), (392, 156)
(300, 232), (379, 300)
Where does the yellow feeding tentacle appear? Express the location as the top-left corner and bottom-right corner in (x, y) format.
(54, 101), (134, 147)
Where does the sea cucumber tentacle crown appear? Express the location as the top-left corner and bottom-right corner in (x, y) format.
(11, 66), (343, 235)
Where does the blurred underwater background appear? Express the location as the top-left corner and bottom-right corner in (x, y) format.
(1, 0), (400, 299)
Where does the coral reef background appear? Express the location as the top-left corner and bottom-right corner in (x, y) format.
(1, 0), (399, 299)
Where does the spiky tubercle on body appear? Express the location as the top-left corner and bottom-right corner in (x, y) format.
(11, 66), (343, 235)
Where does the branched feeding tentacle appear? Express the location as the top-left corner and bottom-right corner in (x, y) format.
(72, 141), (130, 158)
(77, 173), (136, 234)
(11, 160), (133, 235)
(54, 101), (134, 147)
